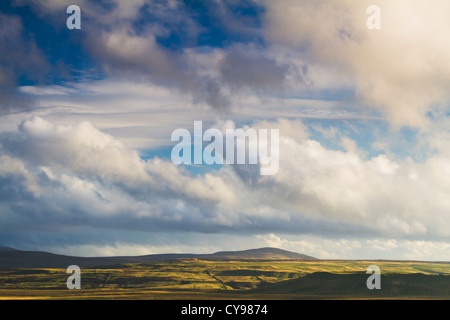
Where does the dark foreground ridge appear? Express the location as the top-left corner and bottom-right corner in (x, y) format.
(244, 272), (450, 298)
(0, 246), (317, 268)
(0, 246), (19, 252)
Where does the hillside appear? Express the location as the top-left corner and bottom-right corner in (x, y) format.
(246, 271), (450, 298)
(211, 247), (316, 260)
(0, 247), (19, 252)
(0, 247), (316, 268)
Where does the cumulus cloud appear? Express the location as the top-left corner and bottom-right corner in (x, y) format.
(14, 0), (308, 111)
(84, 29), (301, 111)
(1, 117), (450, 246)
(266, 135), (450, 239)
(0, 117), (248, 233)
(260, 0), (450, 127)
(9, 0), (450, 124)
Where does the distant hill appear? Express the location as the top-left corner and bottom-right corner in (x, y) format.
(211, 247), (316, 260)
(0, 247), (316, 268)
(0, 246), (19, 252)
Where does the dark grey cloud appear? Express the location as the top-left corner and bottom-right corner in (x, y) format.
(9, 0), (306, 112)
(0, 13), (48, 114)
(220, 44), (290, 92)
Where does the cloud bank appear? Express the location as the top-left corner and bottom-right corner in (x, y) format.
(261, 0), (450, 127)
(1, 117), (450, 245)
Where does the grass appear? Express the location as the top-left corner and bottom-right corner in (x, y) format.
(0, 259), (449, 299)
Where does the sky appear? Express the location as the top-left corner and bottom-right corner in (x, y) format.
(1, 0), (450, 260)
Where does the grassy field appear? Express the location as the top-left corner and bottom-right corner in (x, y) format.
(0, 259), (449, 299)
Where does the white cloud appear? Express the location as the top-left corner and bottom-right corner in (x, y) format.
(1, 117), (450, 242)
(269, 135), (450, 238)
(13, 78), (365, 153)
(261, 0), (450, 127)
(15, 116), (151, 185)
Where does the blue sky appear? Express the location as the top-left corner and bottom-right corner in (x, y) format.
(1, 0), (450, 260)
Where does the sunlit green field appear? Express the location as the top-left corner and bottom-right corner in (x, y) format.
(0, 259), (449, 299)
